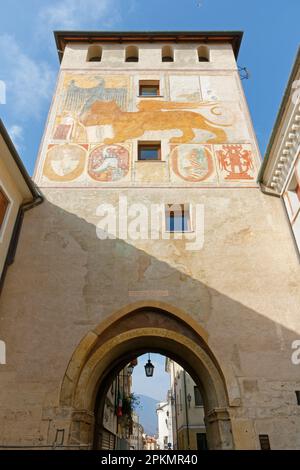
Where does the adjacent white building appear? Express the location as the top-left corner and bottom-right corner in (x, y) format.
(259, 47), (300, 256)
(156, 397), (173, 450)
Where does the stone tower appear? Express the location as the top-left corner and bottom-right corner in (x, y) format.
(0, 31), (300, 450)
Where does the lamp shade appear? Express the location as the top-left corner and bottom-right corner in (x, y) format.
(144, 359), (154, 377)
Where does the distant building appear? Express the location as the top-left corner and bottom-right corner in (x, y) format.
(94, 364), (135, 450)
(166, 359), (207, 450)
(129, 412), (144, 450)
(259, 47), (300, 255)
(156, 398), (173, 450)
(143, 434), (157, 451)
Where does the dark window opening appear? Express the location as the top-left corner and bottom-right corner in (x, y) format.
(296, 390), (300, 405)
(138, 142), (161, 161)
(196, 433), (208, 450)
(125, 46), (139, 62)
(139, 81), (159, 96)
(197, 46), (209, 63)
(89, 56), (101, 62)
(162, 46), (174, 62)
(87, 45), (102, 62)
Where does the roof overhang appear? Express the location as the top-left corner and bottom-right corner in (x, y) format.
(0, 119), (40, 202)
(258, 47), (300, 189)
(54, 30), (243, 62)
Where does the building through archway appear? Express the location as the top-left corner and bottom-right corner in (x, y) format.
(59, 305), (235, 450)
(94, 352), (209, 450)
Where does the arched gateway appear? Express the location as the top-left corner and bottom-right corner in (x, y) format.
(58, 302), (235, 450)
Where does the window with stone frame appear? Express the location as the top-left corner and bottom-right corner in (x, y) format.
(139, 80), (160, 97)
(138, 141), (161, 160)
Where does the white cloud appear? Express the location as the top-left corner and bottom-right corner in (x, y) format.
(7, 125), (24, 151)
(8, 124), (23, 141)
(0, 34), (55, 120)
(0, 1), (130, 124)
(38, 0), (121, 31)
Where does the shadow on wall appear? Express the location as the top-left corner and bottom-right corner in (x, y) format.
(0, 196), (300, 449)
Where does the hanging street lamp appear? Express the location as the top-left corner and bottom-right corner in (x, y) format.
(127, 362), (135, 376)
(144, 353), (154, 377)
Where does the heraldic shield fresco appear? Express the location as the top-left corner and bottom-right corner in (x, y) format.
(36, 72), (260, 187)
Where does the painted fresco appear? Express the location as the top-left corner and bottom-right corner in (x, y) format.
(52, 75), (129, 144)
(43, 144), (87, 182)
(38, 72), (258, 186)
(200, 76), (238, 102)
(88, 145), (130, 182)
(170, 145), (214, 182)
(215, 144), (255, 181)
(169, 76), (202, 102)
(80, 100), (230, 144)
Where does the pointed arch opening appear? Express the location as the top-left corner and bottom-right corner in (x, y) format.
(58, 303), (238, 450)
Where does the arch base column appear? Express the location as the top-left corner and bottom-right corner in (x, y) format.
(68, 410), (95, 449)
(206, 408), (234, 450)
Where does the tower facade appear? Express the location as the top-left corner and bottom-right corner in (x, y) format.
(0, 32), (300, 450)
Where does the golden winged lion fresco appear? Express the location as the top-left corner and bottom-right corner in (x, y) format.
(80, 100), (232, 144)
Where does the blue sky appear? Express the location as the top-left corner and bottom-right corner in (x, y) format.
(132, 353), (170, 401)
(0, 0), (299, 175)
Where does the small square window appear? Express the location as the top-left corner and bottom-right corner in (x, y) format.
(138, 142), (161, 161)
(259, 434), (271, 450)
(0, 188), (9, 230)
(165, 204), (190, 232)
(295, 390), (300, 405)
(139, 81), (159, 97)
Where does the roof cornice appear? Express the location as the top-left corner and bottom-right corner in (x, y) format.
(54, 30), (243, 62)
